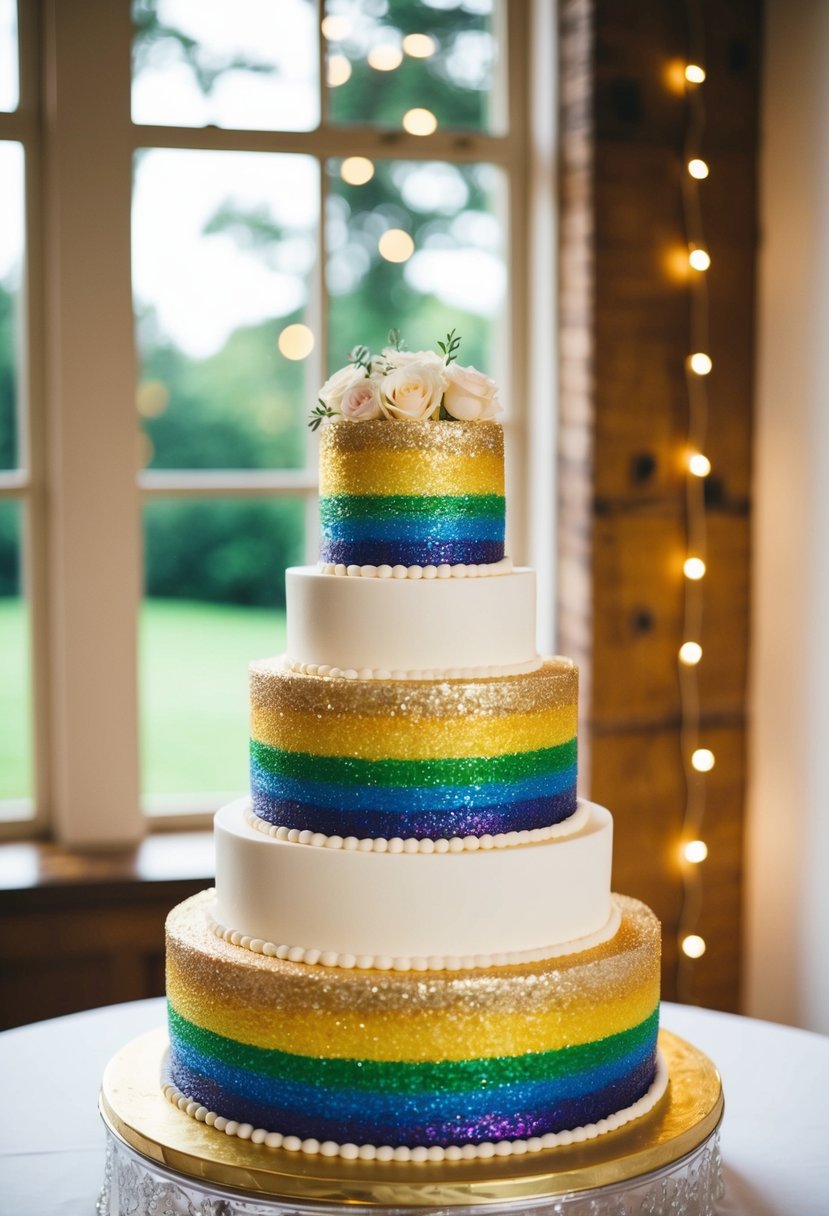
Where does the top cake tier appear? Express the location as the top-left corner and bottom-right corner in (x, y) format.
(318, 420), (506, 570)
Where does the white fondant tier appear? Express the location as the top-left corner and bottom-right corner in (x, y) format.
(214, 798), (613, 963)
(285, 565), (537, 676)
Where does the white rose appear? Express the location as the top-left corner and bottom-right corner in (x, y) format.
(380, 360), (447, 421)
(340, 376), (383, 421)
(381, 347), (445, 371)
(442, 364), (502, 421)
(318, 365), (365, 414)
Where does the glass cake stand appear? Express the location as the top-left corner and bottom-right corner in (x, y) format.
(97, 1028), (723, 1216)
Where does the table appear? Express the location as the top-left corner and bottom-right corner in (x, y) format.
(0, 999), (826, 1215)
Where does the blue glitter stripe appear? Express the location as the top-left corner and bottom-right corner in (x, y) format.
(319, 539), (506, 567)
(321, 516), (504, 544)
(250, 788), (578, 839)
(249, 763), (578, 814)
(170, 1036), (655, 1128)
(170, 1055), (657, 1149)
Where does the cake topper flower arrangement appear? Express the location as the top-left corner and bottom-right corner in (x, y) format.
(308, 328), (501, 430)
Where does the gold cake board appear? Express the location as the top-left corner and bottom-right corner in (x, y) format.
(99, 1027), (722, 1209)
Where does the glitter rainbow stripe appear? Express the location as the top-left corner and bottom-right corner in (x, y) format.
(319, 419), (505, 568)
(165, 894), (661, 1150)
(248, 661), (579, 840)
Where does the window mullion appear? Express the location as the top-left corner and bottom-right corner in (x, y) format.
(42, 0), (142, 845)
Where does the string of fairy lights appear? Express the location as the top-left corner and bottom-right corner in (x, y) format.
(674, 5), (713, 1000)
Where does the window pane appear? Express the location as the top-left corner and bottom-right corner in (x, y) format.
(141, 497), (304, 811)
(0, 141), (24, 471)
(133, 149), (319, 471)
(0, 499), (33, 817)
(327, 157), (507, 379)
(325, 0), (506, 135)
(0, 0), (18, 112)
(132, 0), (318, 131)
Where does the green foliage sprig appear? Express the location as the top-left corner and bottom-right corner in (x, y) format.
(348, 343), (372, 374)
(308, 400), (338, 432)
(437, 328), (462, 364)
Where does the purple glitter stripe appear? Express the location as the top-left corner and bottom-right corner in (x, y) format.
(170, 1054), (657, 1149)
(250, 787), (578, 840)
(319, 539), (505, 567)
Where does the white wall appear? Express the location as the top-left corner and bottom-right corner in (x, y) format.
(747, 0), (829, 1032)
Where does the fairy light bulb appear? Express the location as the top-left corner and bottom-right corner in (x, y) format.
(327, 54), (352, 87)
(688, 352), (713, 375)
(688, 452), (712, 477)
(321, 15), (350, 41)
(403, 33), (436, 58)
(689, 247), (711, 271)
(684, 556), (706, 580)
(691, 747), (715, 772)
(340, 157), (374, 186)
(688, 158), (709, 179)
(679, 641), (703, 666)
(403, 107), (438, 135)
(368, 44), (403, 71)
(277, 324), (315, 361)
(378, 229), (414, 263)
(683, 839), (709, 864)
(681, 934), (707, 959)
(685, 64), (706, 84)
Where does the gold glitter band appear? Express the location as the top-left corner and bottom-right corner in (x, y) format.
(319, 420), (505, 499)
(166, 893), (660, 1062)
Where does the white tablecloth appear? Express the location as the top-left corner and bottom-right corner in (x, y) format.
(0, 998), (826, 1215)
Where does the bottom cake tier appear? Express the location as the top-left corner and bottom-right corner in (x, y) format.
(165, 891), (662, 1155)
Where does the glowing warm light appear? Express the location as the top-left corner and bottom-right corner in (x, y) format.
(327, 54), (352, 87)
(403, 107), (438, 136)
(685, 64), (706, 84)
(688, 452), (712, 477)
(340, 156), (375, 186)
(278, 324), (315, 361)
(688, 352), (713, 376)
(679, 641), (703, 666)
(321, 15), (350, 41)
(689, 247), (711, 271)
(684, 557), (706, 581)
(683, 839), (709, 864)
(691, 747), (715, 773)
(403, 33), (436, 58)
(368, 44), (403, 71)
(688, 158), (709, 179)
(378, 229), (415, 263)
(136, 380), (169, 418)
(681, 933), (707, 959)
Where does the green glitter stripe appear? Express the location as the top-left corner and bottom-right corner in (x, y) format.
(319, 494), (505, 524)
(250, 738), (577, 789)
(167, 1005), (659, 1095)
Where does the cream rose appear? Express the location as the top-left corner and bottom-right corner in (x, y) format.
(340, 376), (383, 421)
(381, 347), (445, 371)
(442, 364), (501, 421)
(318, 364), (365, 414)
(380, 360), (447, 421)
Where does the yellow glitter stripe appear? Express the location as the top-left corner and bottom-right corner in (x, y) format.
(320, 449), (505, 498)
(250, 704), (578, 760)
(166, 967), (659, 1062)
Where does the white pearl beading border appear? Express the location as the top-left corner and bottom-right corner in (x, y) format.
(163, 1048), (668, 1160)
(207, 894), (621, 972)
(244, 800), (589, 854)
(318, 556), (513, 580)
(282, 655), (543, 682)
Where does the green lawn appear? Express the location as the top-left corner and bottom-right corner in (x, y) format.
(0, 599), (285, 805)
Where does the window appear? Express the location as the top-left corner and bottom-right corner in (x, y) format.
(0, 0), (539, 843)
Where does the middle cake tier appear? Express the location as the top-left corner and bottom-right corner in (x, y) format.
(249, 658), (578, 842)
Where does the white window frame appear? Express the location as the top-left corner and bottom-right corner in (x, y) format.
(1, 0), (551, 846)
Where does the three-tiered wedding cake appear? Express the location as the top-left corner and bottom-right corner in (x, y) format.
(162, 342), (666, 1160)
